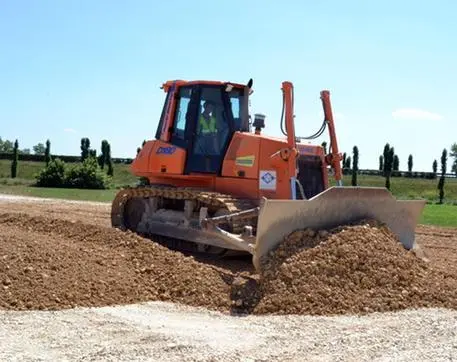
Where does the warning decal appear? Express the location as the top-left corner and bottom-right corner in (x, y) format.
(235, 155), (255, 167)
(259, 170), (277, 190)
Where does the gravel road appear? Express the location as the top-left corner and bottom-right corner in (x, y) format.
(1, 302), (457, 362)
(1, 193), (457, 361)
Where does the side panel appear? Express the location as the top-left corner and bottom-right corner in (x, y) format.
(221, 132), (260, 179)
(131, 140), (186, 176)
(214, 177), (259, 199)
(258, 138), (291, 199)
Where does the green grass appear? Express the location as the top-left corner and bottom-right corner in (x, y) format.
(0, 159), (138, 187)
(330, 174), (457, 203)
(2, 159), (456, 202)
(0, 183), (455, 227)
(1, 159), (456, 227)
(0, 160), (44, 181)
(419, 204), (457, 227)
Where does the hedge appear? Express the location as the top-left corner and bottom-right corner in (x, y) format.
(1, 152), (455, 179)
(0, 152), (132, 164)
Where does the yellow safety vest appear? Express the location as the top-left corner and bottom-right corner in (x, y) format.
(198, 114), (217, 134)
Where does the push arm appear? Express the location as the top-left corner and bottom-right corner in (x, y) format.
(281, 81), (299, 198)
(320, 90), (343, 186)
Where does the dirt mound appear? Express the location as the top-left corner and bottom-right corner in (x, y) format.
(0, 213), (235, 311)
(250, 221), (457, 315)
(2, 212), (457, 316)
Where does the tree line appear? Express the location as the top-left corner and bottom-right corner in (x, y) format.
(0, 137), (52, 156)
(5, 137), (115, 189)
(336, 142), (455, 204)
(79, 137), (114, 176)
(2, 135), (456, 198)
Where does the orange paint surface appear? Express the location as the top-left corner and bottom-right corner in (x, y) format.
(222, 132), (260, 179)
(128, 80), (338, 201)
(131, 134), (327, 201)
(132, 140), (186, 176)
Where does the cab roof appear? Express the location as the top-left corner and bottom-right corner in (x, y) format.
(161, 80), (248, 92)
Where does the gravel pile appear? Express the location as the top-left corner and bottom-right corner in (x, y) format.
(0, 213), (233, 312)
(251, 220), (457, 315)
(1, 213), (457, 316)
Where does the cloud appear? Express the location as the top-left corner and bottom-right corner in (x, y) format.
(63, 128), (77, 133)
(392, 108), (443, 121)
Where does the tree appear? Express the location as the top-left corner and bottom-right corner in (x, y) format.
(382, 143), (390, 176)
(387, 147), (394, 187)
(137, 147), (141, 155)
(451, 143), (457, 175)
(441, 149), (447, 175)
(98, 140), (109, 169)
(33, 142), (46, 155)
(379, 155), (384, 171)
(0, 137), (29, 154)
(341, 152), (350, 175)
(80, 138), (90, 161)
(393, 155), (399, 171)
(345, 156), (351, 170)
(142, 140), (146, 147)
(438, 149), (447, 204)
(105, 142), (113, 176)
(45, 139), (51, 166)
(11, 139), (18, 178)
(383, 143), (394, 189)
(351, 146), (359, 186)
(432, 159), (438, 177)
(407, 154), (413, 175)
(0, 137), (14, 152)
(321, 141), (327, 154)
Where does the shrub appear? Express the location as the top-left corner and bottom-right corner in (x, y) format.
(65, 157), (110, 189)
(34, 157), (111, 189)
(35, 158), (66, 187)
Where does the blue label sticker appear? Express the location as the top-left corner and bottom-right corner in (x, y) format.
(156, 146), (177, 155)
(259, 170), (277, 190)
(261, 172), (275, 184)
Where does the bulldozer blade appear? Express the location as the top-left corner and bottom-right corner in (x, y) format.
(252, 186), (426, 272)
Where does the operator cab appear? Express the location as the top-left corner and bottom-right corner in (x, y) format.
(155, 80), (251, 174)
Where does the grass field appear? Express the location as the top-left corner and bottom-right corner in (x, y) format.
(0, 159), (456, 227)
(0, 160), (137, 187)
(332, 174), (457, 203)
(420, 204), (457, 227)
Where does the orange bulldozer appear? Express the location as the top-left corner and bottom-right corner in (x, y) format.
(111, 79), (426, 271)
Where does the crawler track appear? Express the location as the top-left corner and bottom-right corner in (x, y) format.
(110, 185), (258, 255)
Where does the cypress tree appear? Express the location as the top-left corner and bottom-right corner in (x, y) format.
(11, 139), (18, 178)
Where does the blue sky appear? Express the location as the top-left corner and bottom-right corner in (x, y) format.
(1, 0), (456, 172)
